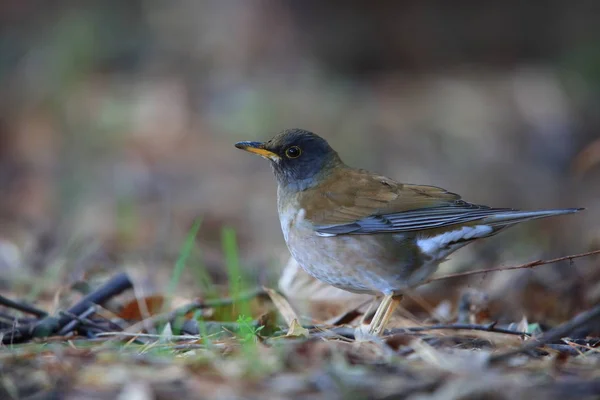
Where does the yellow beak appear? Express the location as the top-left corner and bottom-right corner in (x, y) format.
(235, 141), (281, 161)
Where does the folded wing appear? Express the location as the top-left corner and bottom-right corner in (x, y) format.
(302, 169), (581, 236)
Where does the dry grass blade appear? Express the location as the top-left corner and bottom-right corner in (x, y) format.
(263, 287), (300, 328)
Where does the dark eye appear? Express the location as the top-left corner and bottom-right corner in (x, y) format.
(285, 146), (302, 159)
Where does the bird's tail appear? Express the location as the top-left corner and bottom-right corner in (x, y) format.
(482, 208), (583, 227)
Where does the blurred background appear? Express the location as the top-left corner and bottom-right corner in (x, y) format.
(1, 1), (599, 322)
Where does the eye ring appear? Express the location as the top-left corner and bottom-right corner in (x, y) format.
(285, 146), (302, 159)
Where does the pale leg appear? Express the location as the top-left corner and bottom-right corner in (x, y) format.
(367, 294), (402, 335)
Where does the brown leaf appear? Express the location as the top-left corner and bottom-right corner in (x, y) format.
(118, 295), (165, 320)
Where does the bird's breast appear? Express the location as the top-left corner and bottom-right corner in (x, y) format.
(278, 206), (307, 243)
(277, 188), (308, 243)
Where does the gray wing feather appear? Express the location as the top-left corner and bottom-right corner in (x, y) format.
(314, 204), (515, 235)
(315, 205), (581, 235)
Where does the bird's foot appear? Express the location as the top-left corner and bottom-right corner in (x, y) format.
(367, 294), (403, 336)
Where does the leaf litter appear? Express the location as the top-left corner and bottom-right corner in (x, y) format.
(1, 251), (600, 399)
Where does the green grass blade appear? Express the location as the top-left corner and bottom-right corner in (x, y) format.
(221, 227), (250, 317)
(163, 218), (203, 313)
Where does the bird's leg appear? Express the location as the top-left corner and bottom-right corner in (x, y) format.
(367, 294), (403, 335)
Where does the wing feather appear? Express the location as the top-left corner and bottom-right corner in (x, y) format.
(299, 168), (515, 236)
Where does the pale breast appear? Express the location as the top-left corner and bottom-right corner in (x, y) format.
(277, 194), (305, 243)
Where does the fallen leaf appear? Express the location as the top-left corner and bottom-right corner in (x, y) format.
(286, 319), (309, 338)
(118, 295), (165, 320)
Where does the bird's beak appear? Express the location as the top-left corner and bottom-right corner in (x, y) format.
(235, 141), (281, 161)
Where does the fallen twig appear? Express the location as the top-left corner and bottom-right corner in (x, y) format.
(95, 332), (201, 340)
(31, 273), (133, 339)
(57, 307), (99, 336)
(489, 302), (600, 364)
(385, 323), (531, 337)
(306, 322), (531, 340)
(425, 249), (600, 284)
(1, 272), (133, 344)
(0, 294), (48, 318)
(0, 312), (35, 326)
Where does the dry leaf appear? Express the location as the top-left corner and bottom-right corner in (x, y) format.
(286, 319), (309, 338)
(118, 295), (165, 320)
(160, 323), (174, 342)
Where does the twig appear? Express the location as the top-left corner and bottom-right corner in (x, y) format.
(489, 302), (600, 364)
(1, 272), (133, 344)
(425, 249), (600, 284)
(0, 294), (48, 317)
(543, 343), (585, 356)
(0, 312), (34, 325)
(93, 305), (131, 332)
(57, 306), (98, 336)
(385, 323), (531, 337)
(96, 332), (201, 340)
(307, 323), (531, 340)
(31, 273), (133, 338)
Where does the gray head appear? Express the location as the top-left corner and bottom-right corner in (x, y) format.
(235, 129), (343, 191)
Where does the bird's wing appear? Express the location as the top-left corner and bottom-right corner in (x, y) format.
(301, 168), (513, 235)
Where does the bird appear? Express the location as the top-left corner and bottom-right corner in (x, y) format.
(235, 129), (583, 335)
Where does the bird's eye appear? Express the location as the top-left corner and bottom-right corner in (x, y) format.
(285, 146), (302, 159)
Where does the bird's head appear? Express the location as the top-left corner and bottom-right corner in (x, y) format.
(235, 128), (343, 191)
